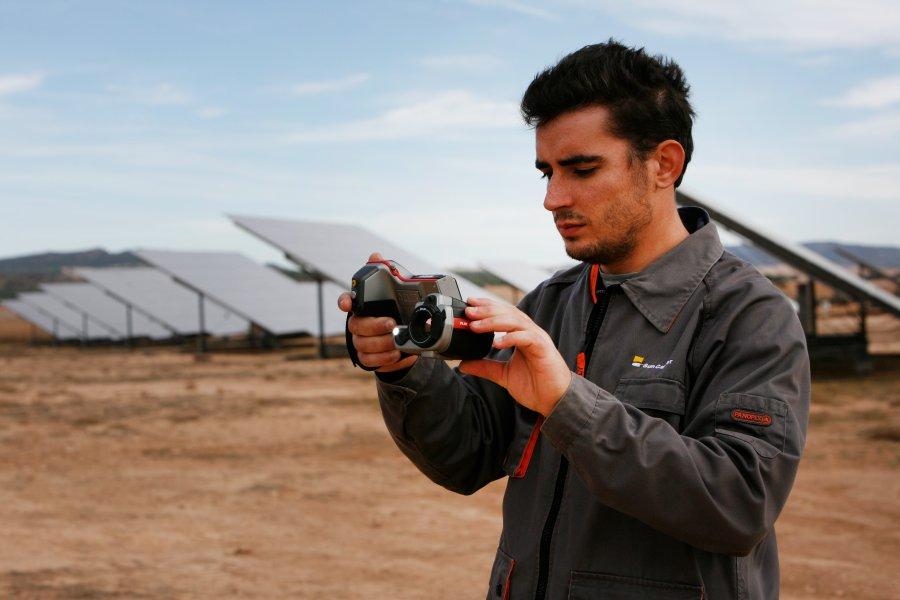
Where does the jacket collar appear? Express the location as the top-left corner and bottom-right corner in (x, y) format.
(618, 206), (723, 333)
(543, 207), (724, 333)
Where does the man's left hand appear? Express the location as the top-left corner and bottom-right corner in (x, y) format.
(458, 297), (572, 417)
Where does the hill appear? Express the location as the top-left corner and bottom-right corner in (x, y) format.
(0, 248), (143, 299)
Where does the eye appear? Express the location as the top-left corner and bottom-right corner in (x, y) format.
(573, 167), (597, 178)
(540, 171), (552, 180)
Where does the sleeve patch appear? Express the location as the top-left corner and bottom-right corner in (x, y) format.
(731, 409), (772, 427)
(715, 393), (788, 459)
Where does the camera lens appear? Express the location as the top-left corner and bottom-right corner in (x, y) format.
(408, 304), (444, 347)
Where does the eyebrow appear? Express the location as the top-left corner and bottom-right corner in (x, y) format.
(534, 154), (604, 170)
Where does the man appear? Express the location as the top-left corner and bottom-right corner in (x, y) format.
(338, 40), (809, 600)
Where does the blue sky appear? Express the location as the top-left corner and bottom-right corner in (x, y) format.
(1, 0), (899, 270)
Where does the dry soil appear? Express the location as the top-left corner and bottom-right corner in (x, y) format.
(0, 346), (897, 599)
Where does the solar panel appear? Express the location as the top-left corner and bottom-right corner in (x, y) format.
(19, 292), (115, 340)
(833, 248), (900, 288)
(76, 267), (250, 337)
(135, 249), (347, 336)
(677, 191), (900, 317)
(42, 282), (173, 340)
(2, 299), (81, 339)
(479, 260), (554, 294)
(229, 214), (503, 302)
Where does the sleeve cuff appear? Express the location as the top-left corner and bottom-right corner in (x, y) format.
(375, 357), (438, 402)
(541, 374), (602, 453)
(375, 365), (412, 383)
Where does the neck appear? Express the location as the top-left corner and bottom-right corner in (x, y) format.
(601, 204), (689, 274)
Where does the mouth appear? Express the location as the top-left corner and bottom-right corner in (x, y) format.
(556, 221), (586, 237)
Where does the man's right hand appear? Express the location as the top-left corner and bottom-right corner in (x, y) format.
(337, 252), (418, 374)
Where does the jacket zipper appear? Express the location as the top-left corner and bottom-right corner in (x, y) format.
(533, 276), (614, 600)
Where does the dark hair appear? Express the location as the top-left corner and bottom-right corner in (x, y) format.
(521, 39), (695, 188)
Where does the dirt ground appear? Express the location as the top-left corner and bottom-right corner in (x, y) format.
(0, 345), (897, 599)
(0, 307), (52, 344)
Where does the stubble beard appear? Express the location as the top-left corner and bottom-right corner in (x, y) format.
(563, 175), (653, 266)
(565, 221), (644, 265)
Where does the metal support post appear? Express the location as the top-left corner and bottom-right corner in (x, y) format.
(317, 277), (326, 359)
(197, 292), (207, 354)
(859, 299), (868, 338)
(797, 279), (817, 337)
(126, 303), (134, 349)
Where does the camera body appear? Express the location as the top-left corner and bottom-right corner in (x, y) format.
(346, 259), (493, 369)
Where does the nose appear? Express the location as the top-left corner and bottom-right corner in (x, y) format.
(543, 177), (572, 212)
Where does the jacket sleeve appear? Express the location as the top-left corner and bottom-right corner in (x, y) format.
(540, 279), (811, 556)
(375, 354), (515, 495)
(373, 290), (544, 496)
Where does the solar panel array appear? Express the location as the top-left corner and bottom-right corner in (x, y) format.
(9, 204), (893, 353)
(42, 282), (173, 340)
(2, 299), (81, 339)
(136, 249), (347, 336)
(77, 267), (249, 336)
(19, 292), (116, 340)
(229, 214), (502, 302)
(677, 191), (900, 318)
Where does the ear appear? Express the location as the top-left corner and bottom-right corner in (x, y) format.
(651, 140), (685, 189)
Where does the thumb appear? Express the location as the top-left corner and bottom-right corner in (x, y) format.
(337, 292), (353, 312)
(368, 251), (385, 262)
(458, 358), (507, 387)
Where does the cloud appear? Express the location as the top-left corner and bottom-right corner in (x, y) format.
(144, 83), (192, 105)
(824, 75), (900, 109)
(791, 54), (835, 68)
(685, 162), (900, 246)
(589, 0), (900, 52)
(289, 73), (370, 96)
(106, 83), (226, 118)
(416, 54), (504, 70)
(285, 90), (521, 143)
(366, 204), (563, 269)
(0, 72), (44, 96)
(107, 82), (193, 105)
(830, 111), (900, 140)
(692, 163), (900, 203)
(461, 0), (559, 21)
(196, 106), (228, 119)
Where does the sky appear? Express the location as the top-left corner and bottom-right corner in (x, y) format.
(1, 0), (899, 271)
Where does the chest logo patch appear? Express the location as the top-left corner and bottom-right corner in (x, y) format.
(731, 409), (773, 427)
(631, 355), (674, 370)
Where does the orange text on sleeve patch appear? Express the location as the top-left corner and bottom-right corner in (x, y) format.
(731, 409), (773, 427)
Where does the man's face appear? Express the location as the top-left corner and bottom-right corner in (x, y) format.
(535, 105), (654, 266)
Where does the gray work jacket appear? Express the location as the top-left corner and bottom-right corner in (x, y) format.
(375, 207), (810, 600)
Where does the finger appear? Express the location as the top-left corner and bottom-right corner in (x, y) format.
(458, 358), (508, 387)
(348, 315), (396, 336)
(465, 301), (515, 320)
(359, 349), (402, 368)
(337, 292), (353, 312)
(368, 251), (385, 262)
(469, 313), (535, 334)
(352, 333), (397, 354)
(465, 296), (502, 307)
(491, 330), (538, 351)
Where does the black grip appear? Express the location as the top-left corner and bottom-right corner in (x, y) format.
(345, 312), (380, 371)
(345, 311), (411, 371)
